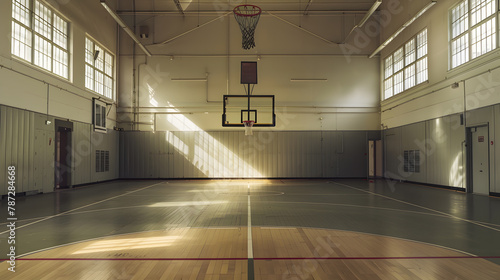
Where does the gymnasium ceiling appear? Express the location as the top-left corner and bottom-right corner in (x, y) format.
(116, 0), (378, 14)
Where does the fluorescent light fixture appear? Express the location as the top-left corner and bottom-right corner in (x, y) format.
(358, 0), (382, 27)
(290, 79), (328, 82)
(171, 78), (208, 81)
(369, 1), (436, 58)
(100, 0), (152, 56)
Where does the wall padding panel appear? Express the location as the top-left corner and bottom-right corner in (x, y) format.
(119, 131), (380, 179)
(384, 113), (467, 188)
(0, 106), (119, 195)
(0, 106), (36, 194)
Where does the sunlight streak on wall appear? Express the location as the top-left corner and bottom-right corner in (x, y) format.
(449, 152), (464, 188)
(160, 100), (263, 178)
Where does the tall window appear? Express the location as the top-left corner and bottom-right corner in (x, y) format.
(85, 37), (114, 100)
(11, 0), (69, 79)
(450, 0), (496, 68)
(383, 29), (428, 100)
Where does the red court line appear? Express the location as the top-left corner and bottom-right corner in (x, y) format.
(4, 258), (248, 261)
(2, 256), (500, 261)
(254, 256), (500, 260)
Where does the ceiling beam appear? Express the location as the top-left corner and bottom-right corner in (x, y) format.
(100, 0), (152, 56)
(117, 10), (367, 16)
(173, 0), (184, 15)
(303, 0), (313, 15)
(369, 1), (436, 58)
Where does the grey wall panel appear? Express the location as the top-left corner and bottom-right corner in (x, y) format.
(384, 127), (402, 180)
(72, 124), (119, 184)
(495, 105), (500, 193)
(0, 106), (37, 195)
(322, 132), (335, 177)
(0, 107), (6, 195)
(337, 131), (368, 178)
(384, 114), (467, 189)
(426, 118), (449, 186)
(448, 115), (466, 188)
(119, 130), (378, 179)
(401, 122), (427, 183)
(0, 106), (57, 195)
(72, 122), (91, 186)
(0, 106), (118, 196)
(34, 113), (55, 193)
(423, 115), (466, 188)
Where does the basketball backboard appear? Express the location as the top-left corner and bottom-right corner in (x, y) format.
(222, 95), (276, 127)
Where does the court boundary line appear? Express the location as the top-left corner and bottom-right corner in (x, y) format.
(331, 181), (500, 233)
(0, 181), (166, 235)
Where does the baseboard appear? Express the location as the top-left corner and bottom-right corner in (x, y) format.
(118, 177), (367, 180)
(382, 178), (466, 192)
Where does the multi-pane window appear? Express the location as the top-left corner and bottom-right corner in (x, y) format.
(85, 37), (114, 100)
(450, 0), (496, 68)
(383, 29), (428, 100)
(11, 0), (69, 79)
(93, 99), (107, 133)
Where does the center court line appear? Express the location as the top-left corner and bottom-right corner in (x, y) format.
(247, 183), (255, 280)
(0, 181), (166, 235)
(332, 181), (500, 233)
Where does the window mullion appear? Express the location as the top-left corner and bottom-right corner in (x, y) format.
(50, 11), (54, 73)
(31, 0), (36, 64)
(468, 0), (472, 62)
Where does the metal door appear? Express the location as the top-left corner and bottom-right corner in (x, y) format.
(471, 126), (489, 195)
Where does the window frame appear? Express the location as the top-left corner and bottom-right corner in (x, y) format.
(11, 0), (70, 79)
(85, 36), (115, 100)
(93, 98), (107, 133)
(449, 0), (498, 69)
(383, 29), (428, 100)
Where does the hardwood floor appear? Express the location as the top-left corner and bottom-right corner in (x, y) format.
(1, 227), (499, 279)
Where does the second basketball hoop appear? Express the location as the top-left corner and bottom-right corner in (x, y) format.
(233, 5), (262, 50)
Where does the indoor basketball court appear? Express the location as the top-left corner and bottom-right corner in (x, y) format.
(1, 0), (500, 279)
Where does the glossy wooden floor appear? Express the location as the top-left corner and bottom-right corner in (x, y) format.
(1, 227), (500, 279)
(1, 179), (499, 279)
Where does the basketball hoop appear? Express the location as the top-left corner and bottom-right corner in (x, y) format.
(243, 120), (255, 136)
(233, 5), (262, 50)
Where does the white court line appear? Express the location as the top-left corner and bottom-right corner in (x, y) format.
(332, 181), (500, 233)
(253, 200), (451, 219)
(0, 181), (165, 235)
(247, 183), (253, 260)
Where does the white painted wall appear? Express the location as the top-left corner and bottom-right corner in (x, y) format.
(379, 0), (500, 128)
(0, 1), (121, 193)
(0, 0), (118, 128)
(117, 8), (381, 131)
(120, 130), (380, 179)
(378, 1), (500, 193)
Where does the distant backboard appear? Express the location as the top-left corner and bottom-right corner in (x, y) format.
(222, 95), (275, 127)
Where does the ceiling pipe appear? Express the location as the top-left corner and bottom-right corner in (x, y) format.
(369, 1), (436, 58)
(100, 0), (152, 56)
(358, 0), (382, 28)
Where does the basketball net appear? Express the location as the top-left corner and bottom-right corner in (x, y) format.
(233, 5), (262, 50)
(243, 120), (254, 136)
